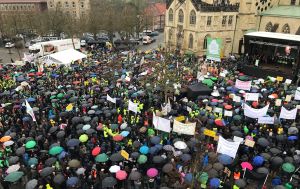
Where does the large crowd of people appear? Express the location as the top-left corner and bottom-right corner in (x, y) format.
(0, 46), (299, 189)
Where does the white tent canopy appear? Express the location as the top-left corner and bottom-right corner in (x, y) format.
(44, 49), (87, 65)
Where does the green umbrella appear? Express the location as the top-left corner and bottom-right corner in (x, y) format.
(4, 171), (24, 182)
(95, 153), (109, 163)
(147, 128), (155, 136)
(25, 140), (36, 149)
(282, 163), (295, 173)
(197, 172), (208, 183)
(233, 115), (242, 121)
(211, 77), (218, 81)
(79, 134), (88, 142)
(49, 146), (63, 155)
(28, 158), (38, 166)
(238, 76), (249, 81)
(110, 124), (119, 130)
(57, 93), (64, 99)
(202, 79), (214, 87)
(29, 69), (35, 73)
(137, 155), (147, 164)
(50, 95), (56, 100)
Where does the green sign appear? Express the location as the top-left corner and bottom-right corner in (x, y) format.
(206, 37), (222, 62)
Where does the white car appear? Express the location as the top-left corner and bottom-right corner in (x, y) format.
(5, 42), (15, 48)
(80, 40), (86, 47)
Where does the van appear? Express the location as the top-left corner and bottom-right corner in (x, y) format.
(142, 36), (153, 45)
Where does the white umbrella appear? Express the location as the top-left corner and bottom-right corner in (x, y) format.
(109, 165), (120, 173)
(76, 167), (86, 175)
(6, 164), (20, 174)
(120, 122), (128, 130)
(174, 141), (187, 150)
(4, 140), (14, 147)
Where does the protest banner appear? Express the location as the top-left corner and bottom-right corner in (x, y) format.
(235, 79), (251, 91)
(224, 110), (233, 117)
(107, 94), (116, 104)
(245, 93), (259, 101)
(258, 116), (275, 124)
(153, 113), (171, 133)
(204, 129), (216, 138)
(213, 107), (223, 113)
(276, 76), (283, 82)
(279, 107), (297, 120)
(173, 120), (196, 135)
(217, 136), (240, 158)
(244, 103), (269, 119)
(233, 136), (244, 144)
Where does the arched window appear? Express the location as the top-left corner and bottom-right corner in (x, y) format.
(282, 24), (290, 33)
(168, 29), (173, 40)
(203, 35), (209, 49)
(189, 34), (193, 49)
(190, 10), (196, 25)
(265, 22), (272, 32)
(168, 8), (173, 22)
(178, 9), (184, 23)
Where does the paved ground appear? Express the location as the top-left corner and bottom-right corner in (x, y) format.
(0, 47), (28, 64)
(136, 32), (164, 52)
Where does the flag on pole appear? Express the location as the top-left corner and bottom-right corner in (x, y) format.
(107, 94), (116, 104)
(25, 100), (36, 122)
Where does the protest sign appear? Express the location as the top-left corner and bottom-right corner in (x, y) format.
(107, 94), (116, 104)
(295, 90), (300, 101)
(224, 110), (233, 117)
(245, 93), (259, 101)
(285, 79), (292, 85)
(175, 116), (185, 122)
(244, 139), (255, 147)
(213, 107), (223, 113)
(275, 99), (282, 106)
(233, 96), (241, 102)
(244, 103), (269, 119)
(121, 150), (129, 160)
(233, 136), (244, 144)
(258, 116), (275, 124)
(235, 79), (251, 91)
(279, 107), (297, 120)
(128, 100), (138, 113)
(217, 136), (240, 158)
(173, 120), (196, 135)
(276, 76), (283, 82)
(204, 129), (216, 138)
(285, 95), (292, 102)
(153, 113), (171, 133)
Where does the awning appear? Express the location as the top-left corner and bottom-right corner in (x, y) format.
(44, 49), (87, 65)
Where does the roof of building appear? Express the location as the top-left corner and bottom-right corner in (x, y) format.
(259, 6), (300, 18)
(245, 31), (300, 43)
(145, 3), (166, 16)
(0, 0), (47, 3)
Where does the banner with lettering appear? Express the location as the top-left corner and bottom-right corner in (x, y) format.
(173, 120), (196, 135)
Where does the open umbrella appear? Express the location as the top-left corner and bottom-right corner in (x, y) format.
(68, 159), (81, 168)
(25, 140), (36, 149)
(162, 163), (173, 173)
(53, 174), (65, 185)
(27, 157), (37, 166)
(95, 153), (109, 163)
(174, 141), (187, 150)
(241, 162), (253, 170)
(252, 156), (264, 167)
(26, 179), (38, 189)
(4, 171), (24, 182)
(129, 171), (141, 180)
(257, 138), (270, 147)
(110, 152), (124, 162)
(153, 155), (164, 164)
(79, 134), (88, 142)
(40, 167), (54, 177)
(147, 168), (158, 178)
(109, 165), (120, 173)
(102, 177), (117, 188)
(218, 154), (233, 165)
(235, 179), (247, 188)
(137, 155), (147, 164)
(49, 146), (63, 155)
(67, 177), (79, 187)
(76, 167), (86, 175)
(116, 170), (127, 180)
(16, 147), (25, 156)
(139, 146), (149, 154)
(6, 164), (20, 173)
(282, 162), (295, 173)
(212, 162), (224, 171)
(45, 157), (57, 167)
(210, 178), (220, 188)
(67, 139), (80, 147)
(92, 147), (101, 156)
(0, 136), (11, 142)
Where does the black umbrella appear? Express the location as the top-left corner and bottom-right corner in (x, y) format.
(16, 147), (25, 156)
(128, 171), (141, 180)
(207, 168), (218, 178)
(49, 126), (58, 134)
(110, 153), (124, 162)
(26, 179), (38, 189)
(212, 162), (224, 171)
(133, 141), (141, 148)
(271, 156), (284, 167)
(53, 174), (65, 185)
(56, 131), (65, 138)
(45, 157), (57, 166)
(8, 156), (19, 164)
(67, 139), (80, 147)
(257, 138), (270, 147)
(102, 176), (117, 188)
(232, 131), (243, 137)
(235, 179), (246, 188)
(260, 153), (271, 160)
(269, 148), (282, 155)
(153, 156), (164, 164)
(130, 152), (140, 159)
(162, 163), (173, 173)
(256, 167), (269, 175)
(40, 167), (54, 177)
(86, 128), (96, 135)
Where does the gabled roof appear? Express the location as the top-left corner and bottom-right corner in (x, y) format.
(145, 3), (166, 16)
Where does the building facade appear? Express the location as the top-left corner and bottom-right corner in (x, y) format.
(47, 0), (90, 19)
(164, 0), (300, 57)
(145, 3), (166, 31)
(0, 0), (48, 13)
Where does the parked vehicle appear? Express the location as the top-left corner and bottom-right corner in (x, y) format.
(142, 36), (155, 45)
(148, 31), (159, 37)
(80, 40), (87, 47)
(29, 38), (80, 57)
(5, 42), (15, 48)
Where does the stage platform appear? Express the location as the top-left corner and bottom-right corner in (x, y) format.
(239, 64), (294, 79)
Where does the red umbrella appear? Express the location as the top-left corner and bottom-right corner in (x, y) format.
(224, 105), (232, 110)
(36, 72), (43, 76)
(116, 170), (127, 180)
(73, 81), (80, 85)
(211, 99), (218, 103)
(92, 147), (101, 156)
(113, 135), (124, 142)
(241, 162), (253, 170)
(215, 119), (225, 127)
(28, 73), (35, 77)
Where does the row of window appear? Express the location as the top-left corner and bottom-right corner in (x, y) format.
(49, 1), (84, 8)
(169, 9), (234, 26)
(0, 4), (35, 11)
(265, 22), (292, 34)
